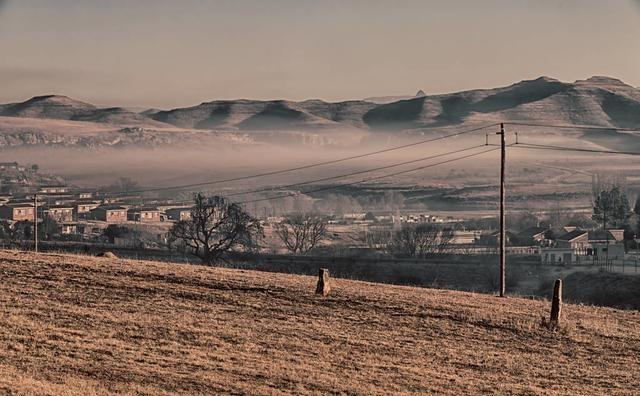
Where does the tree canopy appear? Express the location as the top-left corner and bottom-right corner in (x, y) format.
(592, 186), (630, 229)
(169, 194), (262, 264)
(274, 214), (328, 254)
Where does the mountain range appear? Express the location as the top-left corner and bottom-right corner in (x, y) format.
(0, 76), (639, 142)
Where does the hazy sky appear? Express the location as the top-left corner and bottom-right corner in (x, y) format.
(0, 0), (639, 108)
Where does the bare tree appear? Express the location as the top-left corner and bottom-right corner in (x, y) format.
(389, 224), (454, 258)
(275, 214), (328, 254)
(169, 194), (262, 264)
(353, 228), (394, 252)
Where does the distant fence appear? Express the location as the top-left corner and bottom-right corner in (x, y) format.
(2, 239), (637, 275)
(0, 239), (192, 263)
(0, 238), (535, 266)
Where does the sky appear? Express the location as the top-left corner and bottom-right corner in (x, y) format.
(0, 0), (639, 108)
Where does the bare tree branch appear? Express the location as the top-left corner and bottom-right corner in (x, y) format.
(169, 194), (263, 264)
(275, 214), (328, 254)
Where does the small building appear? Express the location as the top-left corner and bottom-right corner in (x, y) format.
(342, 213), (367, 221)
(450, 230), (481, 245)
(60, 222), (77, 235)
(76, 191), (95, 199)
(165, 207), (192, 221)
(477, 230), (514, 246)
(89, 205), (127, 223)
(587, 229), (626, 260)
(0, 162), (19, 171)
(514, 226), (551, 246)
(588, 229), (625, 244)
(541, 247), (576, 264)
(74, 200), (102, 219)
(128, 206), (161, 222)
(555, 229), (589, 253)
(41, 205), (74, 223)
(0, 203), (35, 221)
(39, 185), (68, 194)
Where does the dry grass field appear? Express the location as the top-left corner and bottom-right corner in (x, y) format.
(0, 250), (638, 395)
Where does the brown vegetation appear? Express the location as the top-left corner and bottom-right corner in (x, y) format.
(0, 249), (638, 395)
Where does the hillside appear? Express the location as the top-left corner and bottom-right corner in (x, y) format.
(151, 99), (375, 130)
(2, 76), (639, 138)
(150, 76), (640, 131)
(0, 250), (638, 395)
(0, 95), (172, 128)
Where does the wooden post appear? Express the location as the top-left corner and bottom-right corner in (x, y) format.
(34, 194), (38, 253)
(498, 123), (506, 297)
(549, 279), (562, 327)
(315, 268), (331, 296)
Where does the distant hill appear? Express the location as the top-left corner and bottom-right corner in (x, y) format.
(2, 76), (640, 132)
(0, 95), (171, 128)
(150, 76), (640, 131)
(150, 99), (384, 130)
(0, 95), (96, 119)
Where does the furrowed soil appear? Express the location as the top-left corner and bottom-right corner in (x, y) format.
(0, 250), (638, 395)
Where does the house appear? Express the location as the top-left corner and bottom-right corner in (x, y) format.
(342, 213), (367, 221)
(541, 228), (626, 264)
(514, 226), (551, 246)
(89, 205), (127, 223)
(477, 230), (514, 246)
(0, 162), (19, 171)
(165, 207), (192, 221)
(74, 200), (101, 219)
(76, 191), (95, 199)
(60, 222), (77, 235)
(128, 207), (161, 222)
(0, 203), (35, 221)
(450, 230), (482, 245)
(555, 229), (589, 253)
(587, 229), (626, 260)
(41, 205), (74, 223)
(39, 185), (68, 194)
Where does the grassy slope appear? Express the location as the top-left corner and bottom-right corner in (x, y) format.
(0, 250), (638, 395)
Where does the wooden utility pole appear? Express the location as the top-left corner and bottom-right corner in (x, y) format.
(33, 194), (38, 253)
(498, 123), (506, 297)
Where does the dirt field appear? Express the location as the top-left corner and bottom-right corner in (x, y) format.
(0, 250), (638, 395)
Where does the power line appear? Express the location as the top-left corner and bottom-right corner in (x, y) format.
(119, 123), (499, 194)
(505, 122), (639, 132)
(225, 144), (487, 198)
(508, 142), (640, 156)
(238, 146), (500, 204)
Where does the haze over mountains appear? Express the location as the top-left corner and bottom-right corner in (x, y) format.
(0, 76), (639, 149)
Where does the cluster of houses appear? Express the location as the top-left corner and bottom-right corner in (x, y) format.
(330, 211), (459, 227)
(326, 212), (630, 263)
(0, 168), (630, 265)
(0, 184), (193, 237)
(514, 226), (627, 264)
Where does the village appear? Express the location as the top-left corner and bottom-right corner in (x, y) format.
(0, 161), (635, 268)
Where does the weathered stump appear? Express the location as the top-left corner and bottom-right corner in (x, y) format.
(315, 268), (331, 296)
(549, 279), (562, 329)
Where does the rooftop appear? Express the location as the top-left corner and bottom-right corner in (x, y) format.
(557, 229), (588, 241)
(93, 205), (126, 211)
